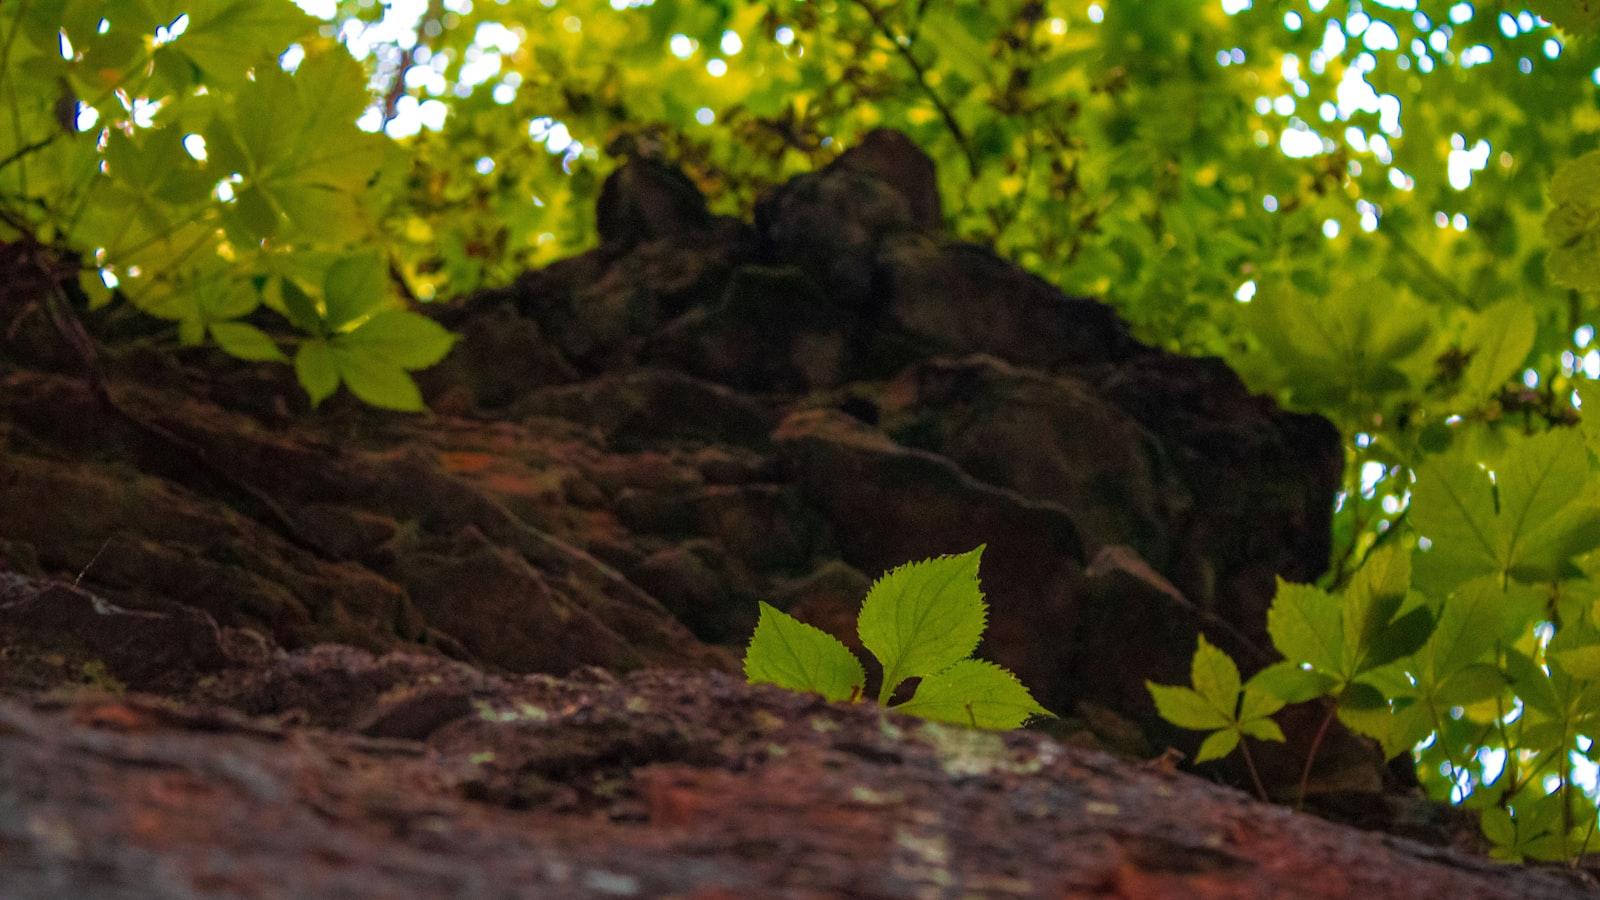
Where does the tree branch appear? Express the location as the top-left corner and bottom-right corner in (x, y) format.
(846, 0), (978, 178)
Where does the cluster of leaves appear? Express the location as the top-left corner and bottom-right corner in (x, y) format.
(281, 0), (1600, 597)
(1154, 421), (1600, 861)
(10, 0), (1600, 860)
(744, 546), (1052, 730)
(0, 2), (453, 409)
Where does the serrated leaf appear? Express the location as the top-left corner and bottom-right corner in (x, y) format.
(1343, 545), (1410, 667)
(210, 321), (285, 362)
(1546, 149), (1600, 289)
(896, 659), (1051, 729)
(1421, 577), (1510, 680)
(1339, 699), (1431, 759)
(1237, 686), (1287, 724)
(1194, 729), (1240, 763)
(1436, 664), (1508, 705)
(1361, 606), (1435, 673)
(1457, 301), (1535, 405)
(858, 547), (987, 703)
(1497, 429), (1588, 567)
(332, 348), (424, 412)
(1505, 647), (1560, 716)
(1191, 634), (1241, 714)
(1246, 276), (1432, 409)
(1247, 661), (1335, 703)
(1147, 682), (1230, 730)
(324, 253), (391, 330)
(1267, 580), (1344, 677)
(162, 1), (318, 87)
(1238, 715), (1286, 742)
(295, 340), (339, 406)
(340, 310), (457, 370)
(744, 602), (866, 703)
(1411, 450), (1500, 590)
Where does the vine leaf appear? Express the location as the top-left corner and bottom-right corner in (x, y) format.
(1412, 430), (1600, 592)
(895, 659), (1050, 729)
(744, 602), (866, 703)
(857, 546), (987, 704)
(1546, 149), (1600, 290)
(1147, 635), (1285, 763)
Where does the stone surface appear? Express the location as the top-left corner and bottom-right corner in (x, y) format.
(0, 130), (1540, 894)
(0, 652), (1590, 899)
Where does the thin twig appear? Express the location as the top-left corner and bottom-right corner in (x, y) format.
(846, 0), (979, 177)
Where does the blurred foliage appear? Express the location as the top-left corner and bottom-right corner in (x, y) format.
(7, 0), (1600, 861)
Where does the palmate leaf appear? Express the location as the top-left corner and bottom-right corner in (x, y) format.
(205, 50), (386, 246)
(1412, 430), (1600, 592)
(1546, 149), (1600, 290)
(1190, 633), (1242, 713)
(744, 603), (866, 704)
(1147, 683), (1229, 730)
(895, 659), (1050, 729)
(858, 546), (987, 704)
(1266, 580), (1344, 677)
(1147, 636), (1285, 764)
(1246, 276), (1433, 409)
(1456, 301), (1535, 405)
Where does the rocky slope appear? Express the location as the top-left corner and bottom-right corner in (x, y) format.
(0, 131), (1592, 896)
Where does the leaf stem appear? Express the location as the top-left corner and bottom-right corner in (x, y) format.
(1239, 739), (1270, 802)
(1296, 702), (1338, 812)
(845, 0), (978, 177)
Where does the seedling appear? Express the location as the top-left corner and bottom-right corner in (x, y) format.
(743, 546), (1052, 730)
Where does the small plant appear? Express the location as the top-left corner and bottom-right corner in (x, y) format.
(1146, 634), (1288, 800)
(743, 546), (1052, 730)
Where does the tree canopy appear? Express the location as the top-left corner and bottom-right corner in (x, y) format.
(6, 0), (1600, 863)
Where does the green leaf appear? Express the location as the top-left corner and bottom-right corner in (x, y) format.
(1497, 429), (1589, 568)
(1237, 714), (1286, 743)
(1456, 301), (1535, 405)
(1411, 450), (1501, 590)
(1247, 661), (1336, 703)
(743, 602), (866, 703)
(1266, 580), (1345, 677)
(1435, 664), (1508, 705)
(1546, 149), (1600, 289)
(295, 340), (339, 407)
(324, 253), (392, 330)
(1246, 276), (1432, 409)
(1237, 687), (1287, 725)
(160, 1), (318, 88)
(1147, 682), (1230, 730)
(895, 659), (1051, 729)
(858, 547), (987, 703)
(1342, 544), (1410, 665)
(209, 321), (286, 362)
(340, 310), (457, 370)
(1505, 647), (1561, 716)
(1190, 634), (1241, 714)
(1194, 729), (1240, 763)
(331, 348), (424, 412)
(1361, 606), (1435, 673)
(1552, 643), (1600, 680)
(1421, 577), (1510, 680)
(1577, 381), (1600, 455)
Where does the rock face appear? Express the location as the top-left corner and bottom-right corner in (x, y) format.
(0, 645), (1589, 900)
(1, 130), (1349, 785)
(1, 131), (1565, 896)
